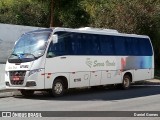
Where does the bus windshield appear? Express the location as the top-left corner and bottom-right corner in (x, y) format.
(8, 31), (51, 63)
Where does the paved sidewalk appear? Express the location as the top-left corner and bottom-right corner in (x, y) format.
(0, 79), (160, 98)
(134, 79), (160, 85)
(0, 90), (16, 98)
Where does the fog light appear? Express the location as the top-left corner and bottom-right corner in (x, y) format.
(26, 81), (36, 87)
(5, 82), (10, 86)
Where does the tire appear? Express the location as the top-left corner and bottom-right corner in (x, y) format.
(121, 75), (131, 90)
(20, 90), (34, 97)
(52, 79), (65, 97)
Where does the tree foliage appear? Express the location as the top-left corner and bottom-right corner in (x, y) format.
(53, 0), (89, 27)
(0, 0), (50, 27)
(0, 0), (160, 68)
(81, 0), (160, 68)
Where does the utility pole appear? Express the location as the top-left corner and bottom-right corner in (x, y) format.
(50, 0), (54, 27)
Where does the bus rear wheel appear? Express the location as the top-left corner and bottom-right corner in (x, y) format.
(121, 75), (131, 89)
(52, 79), (65, 97)
(20, 90), (34, 97)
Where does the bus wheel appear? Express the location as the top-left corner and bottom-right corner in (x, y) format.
(52, 79), (65, 97)
(121, 75), (131, 89)
(20, 90), (34, 97)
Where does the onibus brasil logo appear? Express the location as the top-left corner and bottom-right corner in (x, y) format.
(86, 58), (116, 68)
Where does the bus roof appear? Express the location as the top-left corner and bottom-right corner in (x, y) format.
(26, 27), (149, 39)
(52, 27), (150, 39)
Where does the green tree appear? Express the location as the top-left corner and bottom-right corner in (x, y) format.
(81, 0), (160, 68)
(36, 0), (90, 27)
(0, 0), (50, 27)
(55, 0), (89, 27)
(34, 0), (54, 27)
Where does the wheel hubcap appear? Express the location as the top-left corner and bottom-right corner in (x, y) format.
(54, 82), (63, 94)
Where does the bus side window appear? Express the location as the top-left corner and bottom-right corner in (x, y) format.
(132, 38), (139, 56)
(47, 42), (55, 58)
(100, 35), (114, 55)
(138, 38), (152, 56)
(114, 36), (126, 55)
(70, 33), (83, 55)
(47, 32), (67, 58)
(125, 37), (138, 56)
(84, 34), (100, 55)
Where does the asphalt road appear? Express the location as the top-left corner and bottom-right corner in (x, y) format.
(0, 85), (160, 120)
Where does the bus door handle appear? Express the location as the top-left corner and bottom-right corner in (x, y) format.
(60, 57), (66, 59)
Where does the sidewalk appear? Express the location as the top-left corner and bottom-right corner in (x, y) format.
(0, 79), (160, 98)
(133, 79), (160, 85)
(0, 90), (15, 98)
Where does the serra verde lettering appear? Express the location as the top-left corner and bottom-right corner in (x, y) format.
(93, 60), (104, 67)
(86, 58), (115, 68)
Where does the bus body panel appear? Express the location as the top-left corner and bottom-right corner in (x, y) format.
(101, 70), (122, 85)
(45, 56), (118, 89)
(90, 70), (101, 86)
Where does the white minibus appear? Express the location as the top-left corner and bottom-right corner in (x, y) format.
(5, 27), (154, 96)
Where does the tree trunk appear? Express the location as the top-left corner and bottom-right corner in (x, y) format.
(50, 0), (54, 27)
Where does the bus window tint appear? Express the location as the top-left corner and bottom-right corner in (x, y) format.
(125, 38), (139, 56)
(53, 31), (152, 56)
(84, 34), (100, 55)
(114, 36), (126, 55)
(100, 35), (114, 55)
(70, 33), (83, 55)
(138, 38), (152, 56)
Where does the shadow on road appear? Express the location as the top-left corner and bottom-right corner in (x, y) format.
(14, 85), (160, 101)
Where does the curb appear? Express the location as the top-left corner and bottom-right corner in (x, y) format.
(0, 90), (20, 98)
(0, 91), (14, 98)
(133, 79), (160, 85)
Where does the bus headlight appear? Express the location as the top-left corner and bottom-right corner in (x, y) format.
(29, 68), (43, 76)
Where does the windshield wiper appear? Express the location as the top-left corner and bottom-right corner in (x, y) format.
(11, 53), (36, 59)
(9, 53), (37, 63)
(10, 53), (22, 62)
(11, 53), (18, 57)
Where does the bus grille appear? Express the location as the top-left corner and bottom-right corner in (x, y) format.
(10, 71), (26, 85)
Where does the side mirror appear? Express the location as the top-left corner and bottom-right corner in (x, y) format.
(52, 35), (58, 44)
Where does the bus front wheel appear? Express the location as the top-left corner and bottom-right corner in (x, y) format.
(52, 79), (65, 97)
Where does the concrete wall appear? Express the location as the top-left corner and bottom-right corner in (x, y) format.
(0, 24), (45, 90)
